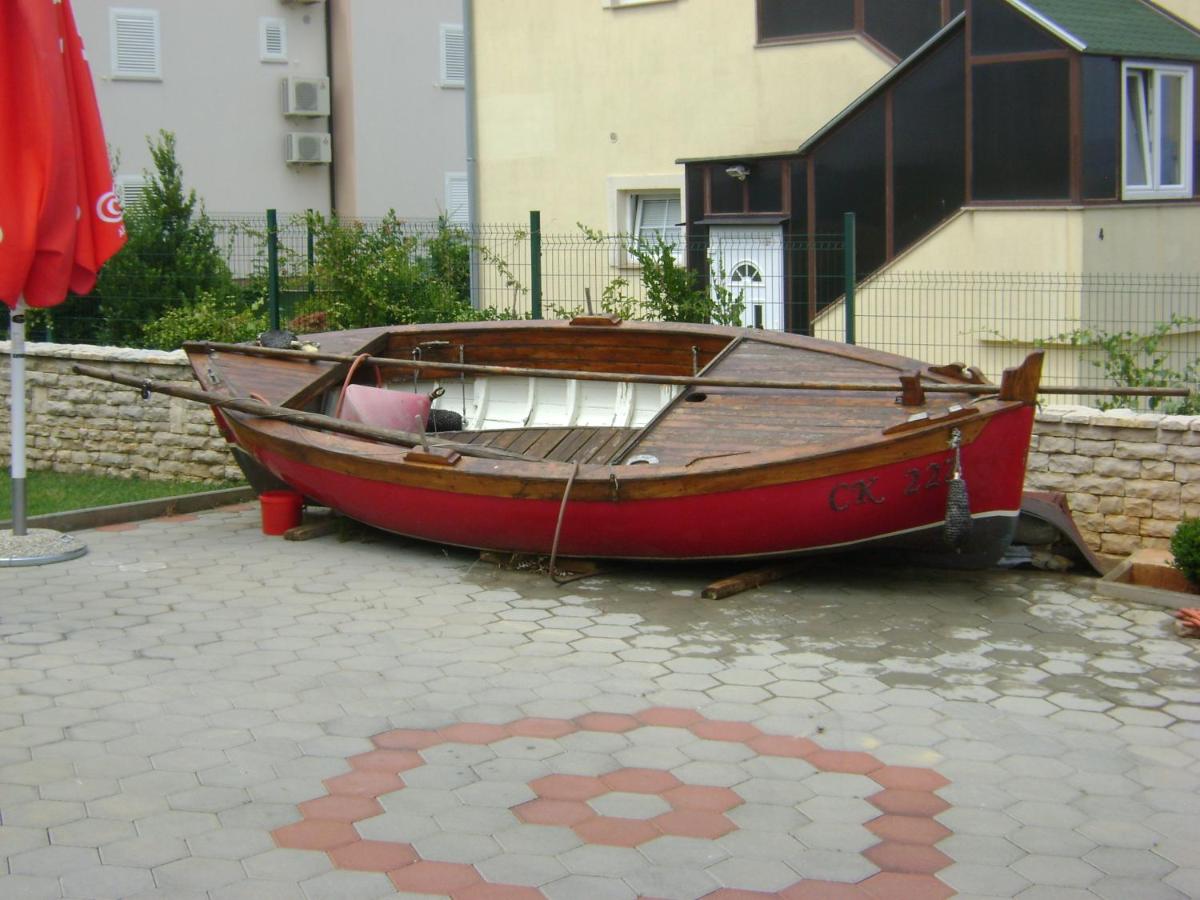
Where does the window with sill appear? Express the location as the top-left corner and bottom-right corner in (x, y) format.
(631, 193), (682, 250)
(1123, 62), (1194, 200)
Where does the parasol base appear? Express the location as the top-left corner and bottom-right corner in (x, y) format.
(0, 528), (87, 567)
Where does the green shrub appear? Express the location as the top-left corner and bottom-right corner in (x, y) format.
(94, 131), (236, 345)
(304, 212), (489, 329)
(1038, 316), (1199, 414)
(142, 291), (267, 349)
(561, 226), (745, 326)
(1171, 517), (1200, 587)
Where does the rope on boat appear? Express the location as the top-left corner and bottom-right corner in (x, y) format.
(333, 354), (380, 419)
(944, 428), (972, 549)
(549, 460), (583, 585)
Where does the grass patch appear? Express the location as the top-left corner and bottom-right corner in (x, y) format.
(1, 470), (245, 519)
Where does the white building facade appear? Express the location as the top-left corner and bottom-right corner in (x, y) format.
(75, 0), (466, 220)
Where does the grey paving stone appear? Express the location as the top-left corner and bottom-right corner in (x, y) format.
(1091, 875), (1189, 900)
(589, 791), (671, 819)
(638, 835), (728, 869)
(187, 826), (277, 860)
(1012, 854), (1103, 888)
(792, 821), (877, 853)
(354, 811), (441, 843)
(48, 816), (136, 848)
(495, 823), (583, 855)
(299, 869), (397, 900)
(154, 856), (248, 891)
(476, 851), (569, 886)
(59, 864), (155, 899)
(2, 799), (86, 828)
(558, 843), (648, 876)
(0, 874), (63, 900)
(623, 864), (721, 900)
(434, 804), (520, 835)
(413, 831), (502, 863)
(210, 879), (305, 900)
(708, 855), (801, 892)
(939, 862), (1034, 896)
(99, 834), (189, 868)
(9, 844), (100, 876)
(543, 874), (637, 900)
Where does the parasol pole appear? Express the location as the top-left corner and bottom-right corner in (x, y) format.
(9, 297), (27, 536)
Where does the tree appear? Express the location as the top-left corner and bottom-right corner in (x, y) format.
(91, 130), (234, 345)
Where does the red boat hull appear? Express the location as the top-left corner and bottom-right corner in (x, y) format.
(246, 407), (1033, 565)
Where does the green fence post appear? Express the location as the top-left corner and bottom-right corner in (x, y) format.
(843, 212), (856, 346)
(267, 208), (280, 332)
(530, 210), (542, 320)
(305, 210), (315, 300)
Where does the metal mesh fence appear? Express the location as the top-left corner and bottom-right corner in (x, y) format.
(5, 213), (1196, 403)
(830, 271), (1200, 399)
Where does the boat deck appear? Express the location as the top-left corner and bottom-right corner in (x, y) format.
(441, 426), (638, 465)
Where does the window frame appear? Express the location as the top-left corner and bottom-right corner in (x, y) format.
(606, 176), (686, 268)
(439, 23), (465, 89)
(1121, 60), (1194, 201)
(259, 17), (288, 64)
(603, 0), (678, 8)
(109, 7), (161, 81)
(444, 172), (469, 227)
(630, 192), (683, 248)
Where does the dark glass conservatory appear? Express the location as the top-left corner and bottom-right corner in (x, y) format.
(683, 0), (1200, 333)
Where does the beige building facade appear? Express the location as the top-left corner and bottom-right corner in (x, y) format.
(470, 0), (896, 232)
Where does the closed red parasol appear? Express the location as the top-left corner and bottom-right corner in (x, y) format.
(1, 0), (126, 548)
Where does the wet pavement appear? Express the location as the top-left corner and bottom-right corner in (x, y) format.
(1, 503), (1198, 899)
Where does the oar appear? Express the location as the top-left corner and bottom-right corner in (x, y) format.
(185, 340), (1194, 400)
(71, 364), (538, 463)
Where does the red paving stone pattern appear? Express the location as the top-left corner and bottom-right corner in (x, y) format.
(272, 707), (957, 898)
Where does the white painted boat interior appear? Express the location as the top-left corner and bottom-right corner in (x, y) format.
(328, 377), (679, 431)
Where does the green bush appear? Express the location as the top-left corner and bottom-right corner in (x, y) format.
(559, 226), (745, 326)
(1171, 517), (1200, 587)
(1039, 316), (1199, 414)
(142, 291), (267, 349)
(93, 131), (236, 345)
(303, 212), (493, 329)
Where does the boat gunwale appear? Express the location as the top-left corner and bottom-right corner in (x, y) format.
(222, 399), (1024, 503)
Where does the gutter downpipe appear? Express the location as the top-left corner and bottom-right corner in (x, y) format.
(324, 0), (337, 213)
(464, 0), (481, 309)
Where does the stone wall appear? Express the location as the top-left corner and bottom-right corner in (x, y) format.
(0, 343), (241, 484)
(1028, 407), (1200, 556)
(3, 344), (1197, 554)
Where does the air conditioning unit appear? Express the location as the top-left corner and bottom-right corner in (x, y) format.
(286, 132), (332, 165)
(282, 76), (329, 116)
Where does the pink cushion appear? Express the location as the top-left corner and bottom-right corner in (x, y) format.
(340, 385), (431, 431)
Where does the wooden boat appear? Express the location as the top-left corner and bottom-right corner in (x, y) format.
(161, 319), (1044, 569)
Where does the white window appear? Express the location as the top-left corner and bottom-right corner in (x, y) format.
(440, 24), (465, 88)
(116, 175), (147, 211)
(631, 193), (682, 248)
(259, 17), (288, 63)
(110, 8), (161, 80)
(444, 173), (469, 226)
(604, 0), (678, 8)
(1123, 61), (1193, 200)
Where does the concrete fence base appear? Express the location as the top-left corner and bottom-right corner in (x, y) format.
(3, 343), (1198, 555)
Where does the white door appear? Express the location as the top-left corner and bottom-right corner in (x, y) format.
(708, 225), (785, 331)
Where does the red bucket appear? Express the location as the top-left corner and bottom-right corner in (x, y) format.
(260, 490), (303, 535)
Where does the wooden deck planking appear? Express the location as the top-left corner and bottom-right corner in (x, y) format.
(437, 427), (638, 464)
(617, 338), (939, 467)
